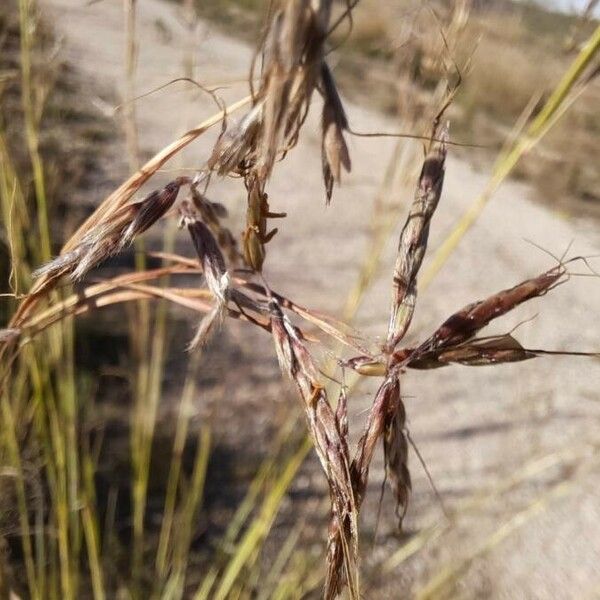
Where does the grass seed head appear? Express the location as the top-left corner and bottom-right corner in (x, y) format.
(387, 131), (448, 349)
(183, 204), (230, 349)
(321, 62), (351, 203)
(32, 178), (187, 282)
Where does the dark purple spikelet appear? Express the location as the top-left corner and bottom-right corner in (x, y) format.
(184, 212), (230, 349)
(121, 177), (188, 247)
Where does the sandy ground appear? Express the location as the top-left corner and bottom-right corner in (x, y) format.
(41, 0), (600, 597)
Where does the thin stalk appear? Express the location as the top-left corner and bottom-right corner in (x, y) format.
(18, 0), (51, 261)
(171, 425), (211, 579)
(1, 394), (40, 599)
(155, 351), (203, 580)
(81, 485), (105, 600)
(211, 441), (309, 600)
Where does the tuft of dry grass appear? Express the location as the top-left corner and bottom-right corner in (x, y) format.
(1, 0), (600, 598)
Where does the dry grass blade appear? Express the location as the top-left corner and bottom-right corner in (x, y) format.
(0, 264), (282, 349)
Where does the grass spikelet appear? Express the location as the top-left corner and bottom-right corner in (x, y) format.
(383, 393), (411, 528)
(268, 297), (359, 599)
(386, 129), (448, 350)
(31, 178), (188, 281)
(320, 62), (351, 203)
(182, 201), (231, 349)
(190, 186), (240, 263)
(417, 263), (567, 353)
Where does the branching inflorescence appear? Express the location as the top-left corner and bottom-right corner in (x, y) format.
(2, 1), (598, 598)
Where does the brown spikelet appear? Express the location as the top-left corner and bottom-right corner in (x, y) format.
(320, 62), (351, 203)
(183, 203), (230, 349)
(254, 0), (331, 180)
(269, 298), (359, 599)
(207, 103), (263, 176)
(419, 263), (567, 354)
(352, 376), (402, 506)
(326, 376), (406, 595)
(190, 186), (240, 264)
(121, 178), (188, 246)
(324, 383), (353, 599)
(206, 1), (338, 275)
(387, 131), (448, 349)
(32, 178), (187, 281)
(208, 1), (334, 184)
(383, 396), (411, 528)
(407, 334), (538, 369)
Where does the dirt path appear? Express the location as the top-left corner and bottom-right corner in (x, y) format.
(42, 0), (600, 597)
